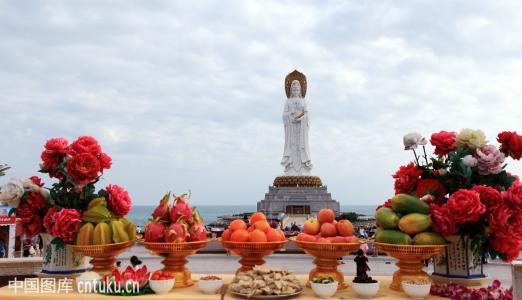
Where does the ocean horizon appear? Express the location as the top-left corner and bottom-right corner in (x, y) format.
(128, 204), (377, 226)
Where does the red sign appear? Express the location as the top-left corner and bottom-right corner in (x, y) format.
(0, 216), (16, 225)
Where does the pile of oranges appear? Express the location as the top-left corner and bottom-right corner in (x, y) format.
(221, 212), (286, 243)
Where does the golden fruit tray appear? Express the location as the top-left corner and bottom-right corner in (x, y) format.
(220, 239), (288, 274)
(138, 239), (208, 288)
(72, 239), (136, 275)
(375, 242), (448, 292)
(290, 237), (361, 289)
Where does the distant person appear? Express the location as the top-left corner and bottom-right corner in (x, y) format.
(131, 256), (142, 270)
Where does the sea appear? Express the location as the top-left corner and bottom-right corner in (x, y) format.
(128, 205), (377, 226)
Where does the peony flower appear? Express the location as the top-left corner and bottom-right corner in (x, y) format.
(52, 208), (82, 243)
(446, 189), (486, 224)
(471, 185), (502, 211)
(29, 176), (44, 187)
(497, 131), (522, 160)
(66, 152), (101, 185)
(430, 131), (457, 156)
(25, 190), (45, 211)
(461, 155), (477, 167)
(40, 137), (69, 170)
(416, 179), (446, 204)
(69, 136), (102, 156)
(100, 152), (112, 170)
(24, 214), (43, 238)
(488, 202), (522, 240)
(490, 235), (521, 262)
(501, 180), (522, 206)
(392, 162), (423, 194)
(106, 184), (131, 217)
(43, 207), (57, 234)
(476, 145), (505, 175)
(430, 204), (458, 236)
(455, 128), (487, 150)
(376, 199), (392, 211)
(403, 132), (427, 150)
(0, 178), (25, 208)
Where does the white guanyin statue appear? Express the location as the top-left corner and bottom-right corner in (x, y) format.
(281, 70), (313, 176)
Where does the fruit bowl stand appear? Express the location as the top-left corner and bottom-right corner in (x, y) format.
(290, 237), (361, 290)
(375, 242), (448, 292)
(220, 239), (288, 274)
(72, 239), (136, 276)
(138, 239), (208, 288)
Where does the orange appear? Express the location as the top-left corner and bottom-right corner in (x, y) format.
(248, 229), (267, 243)
(249, 212), (267, 226)
(253, 221), (271, 233)
(230, 229), (249, 242)
(266, 229), (283, 242)
(221, 229), (232, 241)
(229, 219), (247, 232)
(276, 229), (286, 241)
(247, 226), (255, 232)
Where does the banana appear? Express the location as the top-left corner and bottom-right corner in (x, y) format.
(76, 223), (94, 245)
(93, 222), (112, 245)
(82, 205), (112, 223)
(87, 197), (107, 210)
(111, 220), (130, 243)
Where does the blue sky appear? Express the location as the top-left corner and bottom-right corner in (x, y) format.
(1, 1), (522, 206)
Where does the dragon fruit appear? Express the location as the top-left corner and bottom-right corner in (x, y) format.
(169, 193), (193, 223)
(151, 192), (171, 222)
(144, 222), (166, 242)
(164, 221), (189, 243)
(188, 209), (208, 241)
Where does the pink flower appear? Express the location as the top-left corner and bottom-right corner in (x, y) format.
(106, 184), (131, 217)
(488, 202), (522, 240)
(40, 138), (69, 170)
(446, 189), (486, 224)
(475, 145), (505, 175)
(66, 153), (101, 185)
(501, 181), (522, 206)
(69, 136), (101, 156)
(52, 208), (82, 243)
(471, 185), (502, 211)
(430, 131), (457, 156)
(430, 204), (459, 237)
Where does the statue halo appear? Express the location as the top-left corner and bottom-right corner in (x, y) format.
(285, 69), (307, 98)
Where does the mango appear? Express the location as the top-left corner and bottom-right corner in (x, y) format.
(413, 232), (447, 245)
(398, 213), (432, 235)
(375, 229), (412, 245)
(375, 207), (400, 229)
(391, 194), (430, 214)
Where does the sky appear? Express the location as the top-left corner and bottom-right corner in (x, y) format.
(1, 1), (522, 207)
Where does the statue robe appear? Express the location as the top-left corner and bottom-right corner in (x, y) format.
(281, 96), (312, 175)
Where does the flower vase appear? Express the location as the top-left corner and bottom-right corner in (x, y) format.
(432, 235), (488, 286)
(40, 233), (89, 277)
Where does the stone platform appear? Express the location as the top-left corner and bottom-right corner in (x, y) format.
(257, 185), (340, 215)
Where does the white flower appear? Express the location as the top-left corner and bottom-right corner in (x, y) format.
(455, 128), (487, 150)
(462, 155), (478, 167)
(0, 178), (25, 208)
(403, 132), (427, 150)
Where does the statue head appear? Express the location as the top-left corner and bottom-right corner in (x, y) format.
(290, 80), (301, 98)
(285, 70), (307, 98)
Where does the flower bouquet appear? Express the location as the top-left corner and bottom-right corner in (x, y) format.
(387, 129), (522, 283)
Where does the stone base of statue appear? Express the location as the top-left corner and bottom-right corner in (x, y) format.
(257, 176), (340, 215)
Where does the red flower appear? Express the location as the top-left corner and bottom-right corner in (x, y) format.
(43, 207), (57, 234)
(69, 136), (102, 156)
(26, 191), (45, 211)
(488, 202), (522, 240)
(29, 176), (44, 187)
(446, 189), (486, 224)
(416, 179), (446, 204)
(497, 131), (522, 160)
(430, 204), (458, 237)
(40, 137), (69, 170)
(430, 131), (457, 156)
(501, 180), (522, 206)
(16, 201), (35, 224)
(24, 215), (43, 238)
(104, 265), (150, 289)
(490, 235), (522, 262)
(17, 201), (43, 238)
(106, 184), (131, 217)
(52, 208), (81, 243)
(376, 199), (392, 211)
(66, 153), (101, 185)
(471, 185), (502, 211)
(100, 152), (112, 170)
(392, 162), (423, 194)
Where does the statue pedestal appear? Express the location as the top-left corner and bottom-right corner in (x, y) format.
(257, 176), (340, 216)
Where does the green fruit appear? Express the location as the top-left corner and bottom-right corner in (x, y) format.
(111, 220), (130, 243)
(82, 205), (112, 223)
(413, 232), (447, 245)
(375, 229), (412, 245)
(398, 213), (432, 235)
(375, 207), (400, 229)
(391, 194), (430, 214)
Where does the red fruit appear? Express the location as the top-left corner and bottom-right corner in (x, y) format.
(296, 232), (307, 241)
(303, 219), (321, 235)
(253, 221), (271, 233)
(230, 229), (249, 242)
(336, 219), (354, 237)
(164, 222), (189, 243)
(152, 274), (160, 280)
(229, 219), (247, 231)
(170, 194), (193, 223)
(249, 229), (267, 242)
(330, 236), (346, 243)
(317, 237), (330, 243)
(221, 229), (232, 241)
(151, 192), (171, 222)
(267, 229), (283, 242)
(276, 229), (286, 241)
(249, 212), (267, 226)
(344, 236), (359, 243)
(320, 223), (337, 237)
(188, 210), (208, 241)
(144, 222), (166, 242)
(318, 209), (335, 224)
(300, 233), (318, 243)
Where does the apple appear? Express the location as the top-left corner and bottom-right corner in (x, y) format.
(303, 218), (321, 235)
(318, 209), (335, 224)
(320, 223), (337, 237)
(336, 219), (354, 237)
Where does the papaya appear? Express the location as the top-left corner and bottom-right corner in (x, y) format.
(375, 207), (400, 229)
(398, 213), (432, 235)
(413, 232), (447, 245)
(391, 194), (430, 214)
(375, 229), (412, 245)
